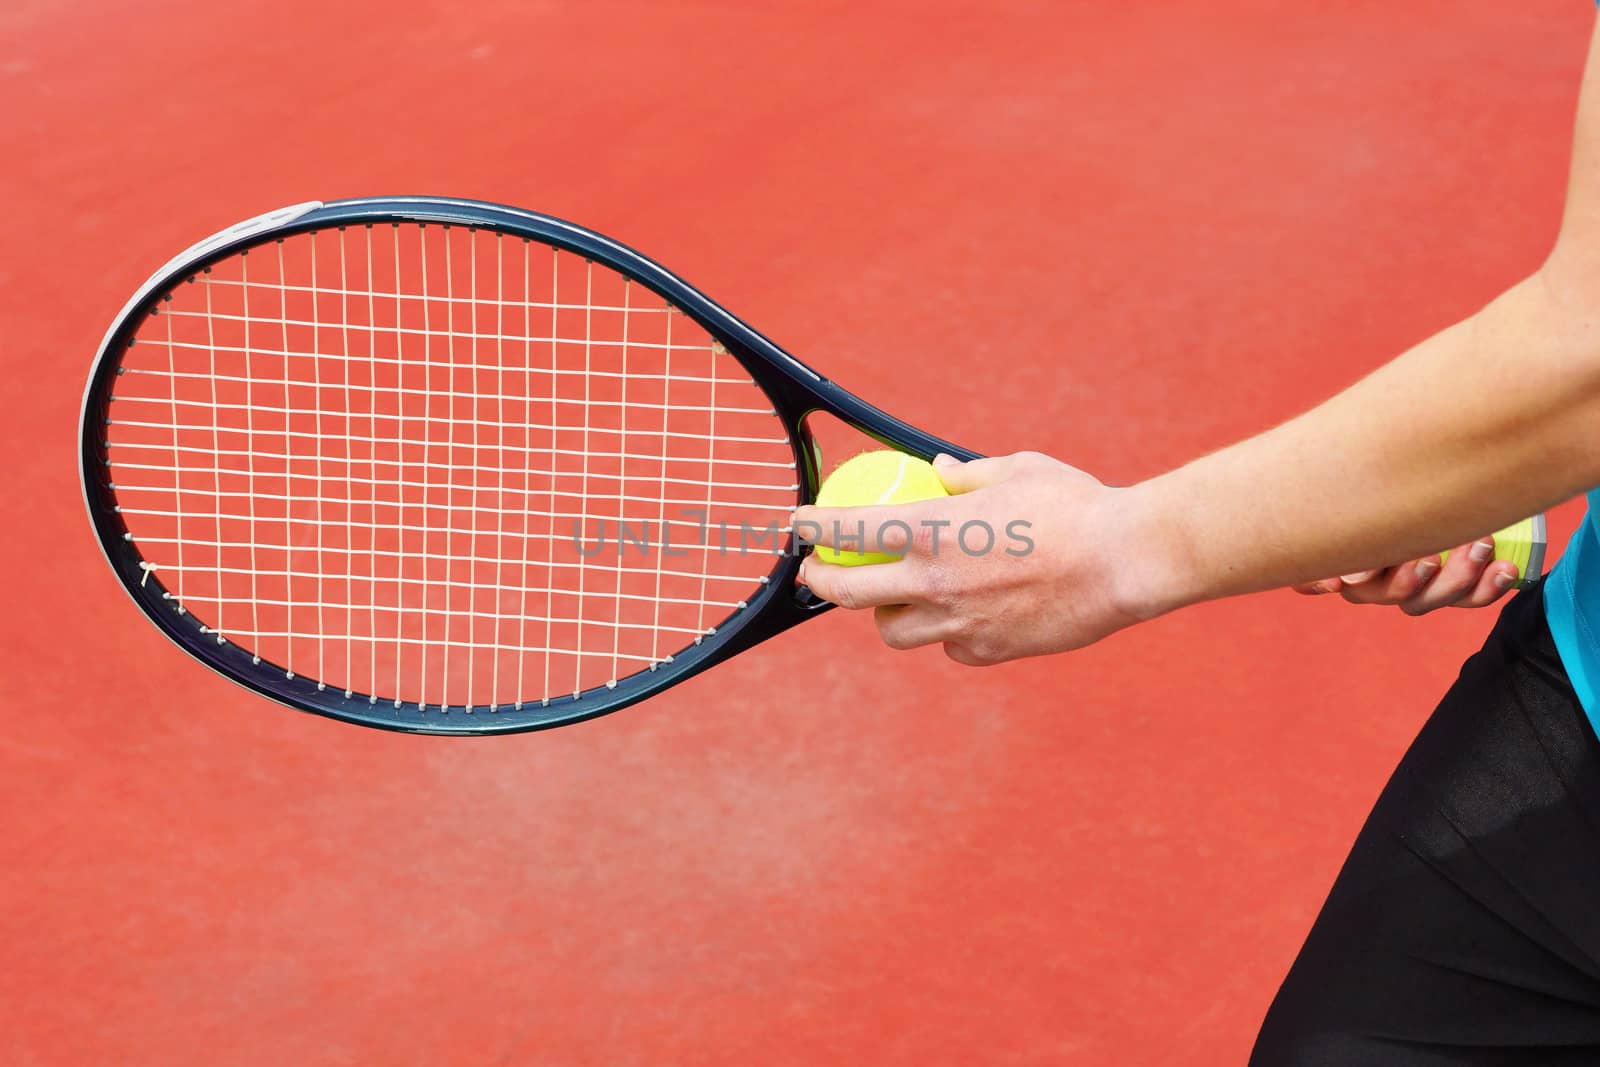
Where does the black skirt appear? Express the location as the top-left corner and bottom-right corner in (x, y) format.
(1251, 578), (1600, 1066)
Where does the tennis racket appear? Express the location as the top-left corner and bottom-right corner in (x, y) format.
(80, 196), (977, 734)
(80, 196), (1548, 735)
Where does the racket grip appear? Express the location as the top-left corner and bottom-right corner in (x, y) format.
(1440, 514), (1547, 588)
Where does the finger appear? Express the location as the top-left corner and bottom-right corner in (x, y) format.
(797, 556), (925, 611)
(1339, 564), (1427, 605)
(929, 453), (1020, 494)
(1335, 568), (1391, 604)
(792, 501), (947, 554)
(873, 604), (954, 651)
(1299, 579), (1350, 598)
(1402, 539), (1494, 615)
(1292, 579), (1339, 596)
(1451, 562), (1521, 609)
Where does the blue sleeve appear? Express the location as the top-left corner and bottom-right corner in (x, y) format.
(1546, 493), (1600, 733)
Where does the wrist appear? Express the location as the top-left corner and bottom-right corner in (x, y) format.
(1103, 477), (1209, 622)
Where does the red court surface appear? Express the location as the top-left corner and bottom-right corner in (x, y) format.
(2, 3), (1593, 1064)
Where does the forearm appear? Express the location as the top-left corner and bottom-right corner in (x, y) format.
(1124, 269), (1600, 614)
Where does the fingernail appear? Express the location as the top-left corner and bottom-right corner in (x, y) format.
(1340, 571), (1377, 584)
(932, 453), (955, 467)
(1415, 559), (1440, 581)
(1469, 541), (1494, 563)
(1494, 571), (1516, 590)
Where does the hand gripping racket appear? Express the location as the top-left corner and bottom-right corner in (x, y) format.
(80, 196), (978, 734)
(80, 197), (1548, 735)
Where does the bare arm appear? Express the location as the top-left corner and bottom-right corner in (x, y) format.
(1124, 21), (1600, 616)
(795, 21), (1600, 666)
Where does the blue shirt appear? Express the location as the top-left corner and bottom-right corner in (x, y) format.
(1545, 492), (1600, 728)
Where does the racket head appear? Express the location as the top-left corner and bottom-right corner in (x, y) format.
(82, 198), (967, 734)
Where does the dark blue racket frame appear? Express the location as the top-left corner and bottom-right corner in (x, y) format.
(80, 197), (978, 734)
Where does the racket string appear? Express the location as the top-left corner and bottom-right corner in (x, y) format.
(105, 222), (797, 710)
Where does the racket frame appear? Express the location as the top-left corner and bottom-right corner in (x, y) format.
(80, 197), (977, 734)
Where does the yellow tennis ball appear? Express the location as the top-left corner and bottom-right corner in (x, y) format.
(812, 450), (950, 566)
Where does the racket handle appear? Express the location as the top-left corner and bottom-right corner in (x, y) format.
(1440, 514), (1547, 588)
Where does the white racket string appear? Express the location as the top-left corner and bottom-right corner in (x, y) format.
(651, 306), (674, 665)
(573, 259), (592, 700)
(241, 252), (261, 658)
(104, 222), (797, 711)
(277, 239), (295, 677)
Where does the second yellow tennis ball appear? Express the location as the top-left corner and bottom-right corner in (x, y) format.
(813, 450), (950, 566)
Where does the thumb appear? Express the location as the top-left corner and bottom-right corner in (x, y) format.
(932, 453), (1016, 494)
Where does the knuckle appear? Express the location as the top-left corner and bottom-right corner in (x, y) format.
(880, 626), (918, 651)
(906, 519), (937, 557)
(961, 632), (1002, 665)
(1007, 451), (1047, 478)
(863, 518), (897, 553)
(951, 614), (982, 643)
(1469, 584), (1506, 608)
(873, 606), (914, 649)
(806, 566), (852, 610)
(831, 581), (860, 611)
(943, 642), (980, 666)
(919, 562), (955, 607)
(1388, 573), (1423, 600)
